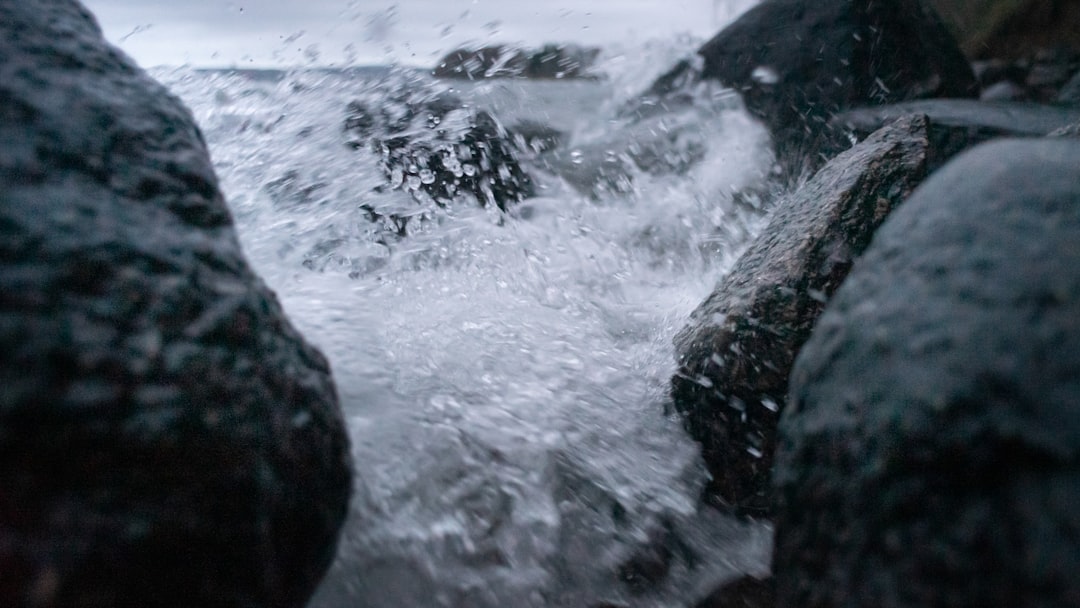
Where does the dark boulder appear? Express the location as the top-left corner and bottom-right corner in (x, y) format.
(775, 138), (1080, 607)
(833, 99), (1080, 171)
(672, 115), (931, 516)
(345, 82), (533, 212)
(525, 43), (602, 80)
(433, 44), (600, 80)
(641, 0), (976, 176)
(0, 2), (351, 606)
(433, 45), (528, 79)
(697, 575), (774, 608)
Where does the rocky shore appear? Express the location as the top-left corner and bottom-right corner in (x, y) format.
(0, 2), (351, 606)
(664, 0), (1080, 605)
(3, 0), (1079, 606)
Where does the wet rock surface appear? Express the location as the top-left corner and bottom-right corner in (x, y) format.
(639, 0), (976, 176)
(775, 138), (1080, 607)
(0, 2), (351, 606)
(433, 44), (601, 80)
(344, 79), (534, 214)
(671, 115), (931, 516)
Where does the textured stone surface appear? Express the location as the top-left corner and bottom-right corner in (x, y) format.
(643, 0), (975, 175)
(0, 1), (351, 606)
(671, 115), (930, 515)
(345, 83), (533, 212)
(775, 138), (1080, 607)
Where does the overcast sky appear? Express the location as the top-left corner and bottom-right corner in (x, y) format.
(80, 0), (757, 68)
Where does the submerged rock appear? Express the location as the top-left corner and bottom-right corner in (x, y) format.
(0, 2), (351, 606)
(433, 44), (601, 80)
(639, 0), (975, 176)
(672, 115), (931, 515)
(345, 81), (534, 213)
(775, 138), (1080, 607)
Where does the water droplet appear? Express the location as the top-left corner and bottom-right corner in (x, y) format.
(751, 66), (779, 85)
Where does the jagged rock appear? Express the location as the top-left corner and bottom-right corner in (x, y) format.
(775, 138), (1080, 607)
(344, 83), (533, 212)
(671, 115), (931, 515)
(638, 0), (975, 176)
(433, 44), (600, 80)
(0, 2), (351, 606)
(833, 99), (1080, 171)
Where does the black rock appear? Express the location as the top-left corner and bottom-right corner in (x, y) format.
(775, 138), (1080, 607)
(644, 0), (976, 176)
(833, 99), (1080, 171)
(697, 575), (774, 608)
(671, 115), (931, 516)
(345, 83), (533, 213)
(433, 45), (528, 80)
(0, 2), (351, 606)
(433, 44), (600, 80)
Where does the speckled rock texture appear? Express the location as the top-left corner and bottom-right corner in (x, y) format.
(775, 138), (1080, 607)
(344, 82), (534, 213)
(672, 115), (930, 516)
(0, 1), (351, 606)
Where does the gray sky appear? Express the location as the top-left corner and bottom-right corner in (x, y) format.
(80, 0), (757, 68)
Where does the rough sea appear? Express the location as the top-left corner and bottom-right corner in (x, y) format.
(151, 37), (777, 607)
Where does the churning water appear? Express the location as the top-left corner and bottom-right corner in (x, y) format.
(153, 37), (775, 607)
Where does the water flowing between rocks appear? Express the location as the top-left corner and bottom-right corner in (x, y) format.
(154, 42), (777, 606)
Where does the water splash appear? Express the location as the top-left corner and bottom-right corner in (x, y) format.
(152, 42), (774, 605)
